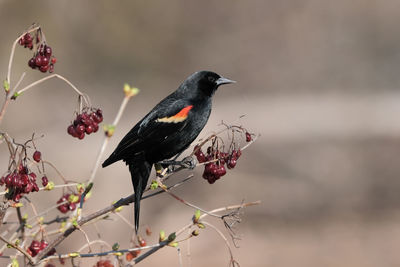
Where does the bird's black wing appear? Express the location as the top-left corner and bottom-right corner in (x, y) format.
(102, 98), (193, 166)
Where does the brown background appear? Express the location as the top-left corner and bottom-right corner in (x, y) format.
(1, 1), (400, 266)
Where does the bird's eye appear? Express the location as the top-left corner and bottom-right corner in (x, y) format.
(208, 76), (216, 83)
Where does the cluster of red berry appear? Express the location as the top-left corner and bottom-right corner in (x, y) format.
(26, 240), (56, 257)
(194, 145), (242, 184)
(93, 260), (114, 267)
(57, 193), (83, 213)
(67, 109), (103, 139)
(27, 43), (57, 73)
(18, 32), (35, 49)
(19, 30), (57, 73)
(0, 150), (49, 202)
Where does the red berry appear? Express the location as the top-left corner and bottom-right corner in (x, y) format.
(32, 183), (39, 192)
(25, 182), (33, 193)
(78, 132), (85, 139)
(21, 174), (28, 186)
(38, 44), (45, 56)
(92, 122), (99, 132)
(227, 158), (237, 169)
(69, 202), (76, 211)
(91, 113), (102, 123)
(138, 236), (146, 247)
(75, 124), (85, 134)
(4, 175), (12, 186)
(41, 56), (49, 66)
(217, 165), (226, 177)
(44, 46), (52, 57)
(40, 240), (48, 250)
(68, 125), (77, 137)
(39, 65), (49, 73)
(85, 125), (93, 134)
(57, 204), (68, 213)
(28, 58), (36, 69)
(13, 194), (21, 202)
(236, 149), (242, 158)
(35, 55), (43, 67)
(42, 176), (48, 187)
(51, 57), (57, 64)
(33, 150), (41, 162)
(29, 172), (37, 181)
(24, 33), (32, 43)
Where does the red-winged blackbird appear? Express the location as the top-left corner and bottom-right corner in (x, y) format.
(102, 71), (235, 232)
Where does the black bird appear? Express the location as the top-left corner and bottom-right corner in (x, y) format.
(102, 71), (235, 232)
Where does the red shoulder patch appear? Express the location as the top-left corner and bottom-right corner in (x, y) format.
(156, 105), (193, 123)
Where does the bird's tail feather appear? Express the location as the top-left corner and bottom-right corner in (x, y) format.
(128, 161), (152, 233)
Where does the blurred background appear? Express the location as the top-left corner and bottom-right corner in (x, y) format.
(1, 0), (400, 266)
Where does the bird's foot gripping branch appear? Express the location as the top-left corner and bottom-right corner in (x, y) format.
(0, 24), (260, 266)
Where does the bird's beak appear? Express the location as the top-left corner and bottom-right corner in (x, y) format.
(216, 77), (236, 86)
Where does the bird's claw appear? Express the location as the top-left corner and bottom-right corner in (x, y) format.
(181, 156), (197, 169)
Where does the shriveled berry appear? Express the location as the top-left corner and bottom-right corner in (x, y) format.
(33, 150), (41, 162)
(49, 64), (54, 73)
(138, 236), (146, 247)
(246, 132), (252, 142)
(42, 176), (48, 187)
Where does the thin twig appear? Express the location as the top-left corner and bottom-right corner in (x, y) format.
(16, 74), (85, 97)
(7, 26), (40, 85)
(202, 221), (236, 266)
(88, 94), (133, 184)
(0, 235), (34, 264)
(156, 178), (221, 219)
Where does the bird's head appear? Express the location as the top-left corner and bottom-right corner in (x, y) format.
(179, 71), (235, 98)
